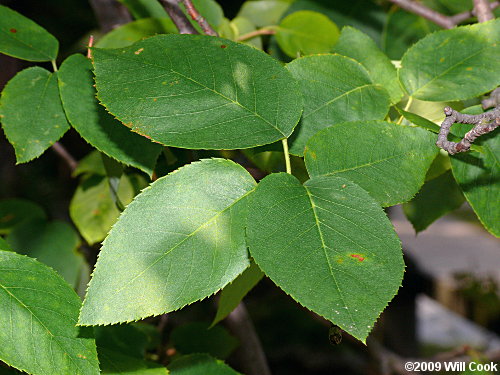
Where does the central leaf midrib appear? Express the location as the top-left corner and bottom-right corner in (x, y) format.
(321, 152), (405, 175)
(97, 50), (286, 137)
(304, 188), (357, 330)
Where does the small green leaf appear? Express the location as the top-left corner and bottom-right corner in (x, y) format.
(212, 261), (264, 327)
(237, 0), (291, 27)
(399, 19), (500, 101)
(169, 354), (240, 375)
(0, 67), (70, 163)
(73, 151), (107, 177)
(450, 124), (500, 237)
(70, 174), (135, 245)
(58, 54), (161, 176)
(93, 34), (302, 150)
(171, 322), (238, 359)
(247, 173), (404, 342)
(334, 26), (403, 104)
(79, 159), (256, 325)
(6, 218), (85, 287)
(0, 250), (99, 375)
(0, 5), (58, 61)
(276, 10), (339, 58)
(286, 55), (390, 155)
(285, 0), (386, 47)
(117, 0), (168, 19)
(304, 121), (439, 206)
(0, 198), (46, 235)
(403, 170), (465, 233)
(96, 18), (176, 49)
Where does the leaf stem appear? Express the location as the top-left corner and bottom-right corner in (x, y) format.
(51, 59), (58, 72)
(397, 96), (413, 125)
(282, 138), (292, 174)
(237, 27), (277, 42)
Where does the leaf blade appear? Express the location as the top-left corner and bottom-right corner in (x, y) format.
(304, 121), (439, 206)
(0, 67), (70, 163)
(0, 250), (99, 375)
(92, 34), (302, 150)
(0, 5), (58, 61)
(79, 159), (256, 325)
(247, 173), (404, 342)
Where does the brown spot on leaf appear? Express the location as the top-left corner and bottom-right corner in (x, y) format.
(92, 209), (100, 215)
(77, 354), (87, 359)
(341, 184), (346, 188)
(220, 45), (227, 49)
(153, 98), (157, 102)
(350, 254), (365, 262)
(135, 48), (144, 55)
(10, 28), (17, 33)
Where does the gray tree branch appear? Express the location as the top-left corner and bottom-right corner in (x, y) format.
(51, 142), (78, 172)
(159, 0), (199, 34)
(474, 0), (495, 22)
(224, 302), (272, 375)
(182, 0), (218, 36)
(436, 106), (500, 154)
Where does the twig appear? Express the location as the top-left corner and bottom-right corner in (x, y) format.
(89, 0), (132, 32)
(224, 302), (271, 375)
(182, 0), (218, 36)
(474, 0), (495, 22)
(237, 28), (277, 42)
(159, 0), (198, 34)
(87, 35), (94, 59)
(387, 0), (455, 28)
(436, 106), (500, 154)
(450, 1), (499, 24)
(51, 142), (78, 172)
(482, 88), (500, 109)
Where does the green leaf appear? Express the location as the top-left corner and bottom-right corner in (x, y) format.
(79, 159), (256, 325)
(117, 0), (167, 19)
(95, 324), (151, 358)
(0, 67), (70, 163)
(171, 322), (238, 359)
(399, 19), (500, 101)
(237, 1), (291, 27)
(450, 124), (500, 237)
(381, 8), (438, 60)
(92, 34), (302, 150)
(247, 173), (404, 342)
(286, 55), (391, 155)
(0, 198), (46, 235)
(70, 174), (135, 245)
(6, 218), (85, 287)
(98, 348), (168, 375)
(285, 0), (386, 47)
(0, 250), (99, 375)
(334, 26), (403, 104)
(211, 261), (264, 327)
(0, 5), (58, 61)
(58, 54), (161, 176)
(169, 354), (240, 375)
(403, 170), (465, 233)
(304, 121), (439, 206)
(73, 151), (107, 177)
(96, 18), (176, 49)
(275, 10), (339, 58)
